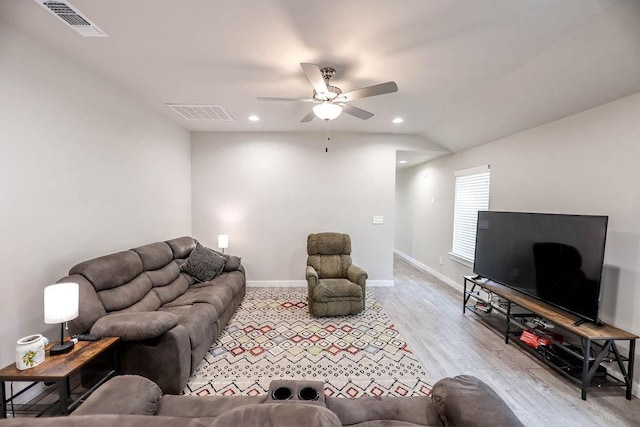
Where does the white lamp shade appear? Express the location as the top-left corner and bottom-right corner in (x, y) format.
(313, 102), (342, 120)
(218, 234), (229, 250)
(44, 282), (79, 324)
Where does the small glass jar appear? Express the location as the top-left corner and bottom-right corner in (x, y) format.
(16, 334), (46, 370)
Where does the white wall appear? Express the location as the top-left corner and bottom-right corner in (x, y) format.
(192, 132), (438, 284)
(395, 92), (640, 391)
(0, 26), (192, 368)
(396, 92), (640, 329)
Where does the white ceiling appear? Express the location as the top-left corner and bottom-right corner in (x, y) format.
(3, 0), (640, 161)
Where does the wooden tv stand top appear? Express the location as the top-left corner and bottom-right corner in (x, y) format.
(465, 276), (638, 341)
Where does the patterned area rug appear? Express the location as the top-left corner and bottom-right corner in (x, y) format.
(184, 288), (431, 398)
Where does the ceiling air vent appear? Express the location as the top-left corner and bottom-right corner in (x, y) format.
(34, 0), (108, 37)
(165, 104), (235, 121)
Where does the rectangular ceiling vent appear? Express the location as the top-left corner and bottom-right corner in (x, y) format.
(35, 0), (108, 37)
(165, 104), (235, 121)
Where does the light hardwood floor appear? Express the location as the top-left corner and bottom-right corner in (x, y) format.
(372, 255), (640, 427)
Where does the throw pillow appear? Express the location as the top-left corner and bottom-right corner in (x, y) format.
(180, 241), (226, 282)
(212, 249), (230, 260)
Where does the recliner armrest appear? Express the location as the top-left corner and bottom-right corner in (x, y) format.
(71, 375), (162, 416)
(347, 264), (367, 286)
(306, 266), (319, 288)
(90, 312), (178, 341)
(430, 375), (523, 427)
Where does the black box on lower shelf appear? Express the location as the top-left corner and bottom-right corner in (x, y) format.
(538, 345), (607, 379)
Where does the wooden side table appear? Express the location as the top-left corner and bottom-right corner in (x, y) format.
(0, 337), (119, 418)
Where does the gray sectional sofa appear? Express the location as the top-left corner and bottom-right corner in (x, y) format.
(0, 375), (523, 426)
(58, 236), (245, 394)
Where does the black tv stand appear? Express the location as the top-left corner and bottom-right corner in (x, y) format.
(463, 276), (638, 400)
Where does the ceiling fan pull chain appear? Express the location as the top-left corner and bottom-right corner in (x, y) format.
(325, 120), (330, 152)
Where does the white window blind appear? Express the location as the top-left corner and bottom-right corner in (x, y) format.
(451, 165), (490, 263)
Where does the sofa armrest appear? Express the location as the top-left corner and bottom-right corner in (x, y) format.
(118, 325), (191, 395)
(90, 312), (178, 341)
(306, 265), (319, 289)
(347, 264), (367, 287)
(72, 375), (162, 416)
(430, 375), (523, 427)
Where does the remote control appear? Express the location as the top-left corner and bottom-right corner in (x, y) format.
(73, 334), (101, 341)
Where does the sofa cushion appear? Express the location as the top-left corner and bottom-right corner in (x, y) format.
(146, 262), (181, 287)
(190, 271), (245, 297)
(165, 236), (197, 259)
(313, 279), (362, 302)
(153, 274), (190, 305)
(162, 284), (233, 317)
(223, 255), (242, 272)
(307, 232), (351, 255)
(63, 274), (107, 335)
(326, 395), (441, 426)
(97, 274), (155, 312)
(180, 242), (226, 282)
(0, 415), (208, 427)
(209, 249), (241, 272)
(131, 242), (173, 271)
(70, 251), (143, 291)
(160, 303), (218, 349)
(307, 254), (352, 279)
(119, 291), (162, 313)
(156, 395), (267, 417)
(90, 312), (178, 341)
(431, 375), (523, 427)
(72, 375), (162, 416)
(212, 403), (342, 427)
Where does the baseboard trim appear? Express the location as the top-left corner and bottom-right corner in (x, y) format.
(247, 279), (394, 288)
(368, 280), (394, 287)
(247, 280), (306, 287)
(393, 249), (463, 292)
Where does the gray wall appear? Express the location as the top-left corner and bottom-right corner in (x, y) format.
(191, 132), (440, 284)
(395, 92), (640, 392)
(0, 26), (192, 368)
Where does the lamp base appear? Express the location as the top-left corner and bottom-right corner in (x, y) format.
(50, 340), (74, 355)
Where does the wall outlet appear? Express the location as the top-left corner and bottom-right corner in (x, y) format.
(372, 215), (384, 225)
(439, 256), (443, 265)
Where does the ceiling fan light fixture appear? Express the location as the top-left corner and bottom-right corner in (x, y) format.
(313, 102), (342, 120)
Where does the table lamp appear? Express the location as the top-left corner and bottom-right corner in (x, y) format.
(218, 234), (229, 254)
(44, 282), (79, 355)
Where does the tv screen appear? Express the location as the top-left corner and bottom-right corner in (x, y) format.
(473, 211), (608, 322)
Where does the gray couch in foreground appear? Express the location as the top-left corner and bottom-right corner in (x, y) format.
(58, 236), (245, 394)
(0, 375), (523, 426)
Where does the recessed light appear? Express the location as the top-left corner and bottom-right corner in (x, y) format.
(399, 160), (407, 164)
(392, 117), (404, 124)
(248, 115), (260, 121)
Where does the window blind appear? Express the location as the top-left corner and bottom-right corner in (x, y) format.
(452, 165), (490, 263)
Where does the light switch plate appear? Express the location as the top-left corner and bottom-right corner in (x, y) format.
(373, 215), (384, 224)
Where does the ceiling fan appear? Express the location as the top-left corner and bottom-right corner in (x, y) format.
(257, 63), (398, 122)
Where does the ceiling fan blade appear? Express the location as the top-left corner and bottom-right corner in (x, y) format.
(300, 63), (329, 96)
(301, 111), (316, 122)
(257, 97), (316, 102)
(341, 81), (398, 102)
(338, 103), (374, 120)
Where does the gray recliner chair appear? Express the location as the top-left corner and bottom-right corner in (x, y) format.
(305, 232), (367, 317)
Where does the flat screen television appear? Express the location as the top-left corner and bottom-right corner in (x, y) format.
(473, 211), (608, 323)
